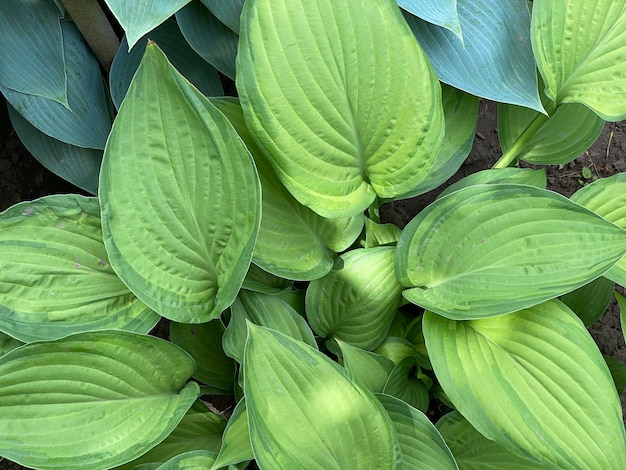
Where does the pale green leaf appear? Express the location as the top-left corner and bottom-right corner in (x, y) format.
(397, 0), (460, 37)
(436, 411), (551, 469)
(244, 324), (401, 469)
(156, 450), (217, 470)
(364, 219), (402, 249)
(396, 184), (626, 319)
(0, 0), (67, 104)
(237, 0), (444, 217)
(532, 0), (626, 121)
(200, 0), (244, 33)
(424, 300), (626, 469)
(560, 277), (614, 326)
(377, 394), (458, 470)
(0, 195), (159, 343)
(212, 399), (253, 469)
(0, 331), (199, 470)
(338, 340), (395, 393)
(212, 97), (363, 280)
(104, 0), (192, 49)
(382, 357), (430, 413)
(438, 168), (547, 199)
(170, 321), (236, 392)
(241, 264), (292, 295)
(100, 45), (260, 323)
(306, 247), (402, 350)
(374, 337), (419, 365)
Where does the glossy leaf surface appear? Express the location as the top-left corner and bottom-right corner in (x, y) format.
(101, 45), (260, 323)
(396, 185), (626, 319)
(0, 195), (158, 342)
(0, 331), (199, 470)
(424, 301), (626, 468)
(237, 0), (444, 217)
(244, 325), (401, 469)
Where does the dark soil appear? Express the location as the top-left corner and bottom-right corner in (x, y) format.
(1, 96), (625, 469)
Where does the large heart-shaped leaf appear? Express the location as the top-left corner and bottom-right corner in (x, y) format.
(306, 247), (403, 350)
(244, 324), (401, 469)
(396, 184), (626, 319)
(397, 0), (460, 37)
(103, 0), (192, 49)
(0, 195), (159, 343)
(532, 0), (626, 121)
(0, 331), (199, 470)
(237, 0), (444, 218)
(405, 0), (543, 112)
(213, 97), (363, 280)
(100, 45), (260, 323)
(423, 300), (626, 468)
(0, 0), (66, 104)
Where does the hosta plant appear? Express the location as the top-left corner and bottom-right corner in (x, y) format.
(1, 0), (626, 468)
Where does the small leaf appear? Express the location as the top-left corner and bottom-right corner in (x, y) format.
(364, 219), (402, 249)
(338, 340), (395, 393)
(212, 399), (253, 469)
(0, 331), (199, 470)
(100, 45), (260, 323)
(156, 450), (217, 470)
(244, 324), (401, 469)
(397, 0), (461, 37)
(241, 264), (292, 295)
(374, 337), (419, 365)
(0, 195), (159, 343)
(382, 357), (430, 413)
(396, 184), (626, 319)
(237, 0), (444, 217)
(438, 167), (547, 199)
(306, 247), (403, 350)
(605, 355), (626, 396)
(617, 290), (626, 344)
(424, 300), (626, 468)
(560, 277), (614, 326)
(532, 0), (626, 121)
(377, 394), (458, 470)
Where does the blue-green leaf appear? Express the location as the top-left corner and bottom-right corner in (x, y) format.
(200, 0), (244, 33)
(397, 0), (460, 37)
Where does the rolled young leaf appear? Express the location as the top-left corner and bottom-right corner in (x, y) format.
(423, 300), (626, 469)
(237, 0), (444, 218)
(0, 331), (199, 470)
(100, 44), (260, 323)
(396, 184), (626, 319)
(0, 195), (159, 342)
(244, 324), (402, 469)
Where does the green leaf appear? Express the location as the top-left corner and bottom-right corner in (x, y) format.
(382, 357), (430, 413)
(0, 0), (67, 104)
(560, 277), (614, 326)
(0, 331), (199, 470)
(498, 100), (604, 165)
(224, 289), (316, 364)
(377, 394), (458, 470)
(200, 0), (244, 33)
(0, 195), (159, 343)
(436, 411), (550, 469)
(0, 20), (111, 149)
(109, 20), (223, 110)
(423, 300), (626, 469)
(338, 340), (395, 393)
(605, 355), (626, 396)
(100, 45), (260, 323)
(438, 167), (547, 199)
(405, 0), (543, 112)
(237, 0), (444, 218)
(156, 450), (217, 470)
(396, 184), (626, 319)
(617, 290), (626, 344)
(397, 0), (461, 37)
(104, 0), (192, 49)
(374, 337), (419, 365)
(212, 97), (363, 280)
(0, 332), (21, 357)
(241, 263), (292, 295)
(7, 104), (101, 194)
(212, 399), (253, 469)
(244, 324), (401, 469)
(306, 247), (403, 350)
(170, 321), (236, 392)
(115, 400), (226, 470)
(364, 219), (402, 249)
(532, 0), (626, 121)
(571, 173), (626, 287)
(176, 1), (238, 80)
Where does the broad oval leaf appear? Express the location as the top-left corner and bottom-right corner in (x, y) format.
(237, 0), (444, 218)
(397, 0), (460, 37)
(0, 0), (66, 104)
(377, 394), (458, 470)
(438, 167), (546, 199)
(306, 247), (403, 350)
(212, 398), (253, 469)
(0, 195), (159, 343)
(436, 411), (550, 469)
(0, 20), (112, 149)
(200, 0), (244, 33)
(405, 0), (543, 112)
(396, 184), (626, 319)
(571, 173), (626, 287)
(213, 97), (364, 280)
(423, 301), (626, 469)
(338, 340), (395, 393)
(532, 0), (626, 121)
(104, 0), (192, 49)
(244, 324), (401, 469)
(100, 45), (260, 323)
(0, 331), (199, 470)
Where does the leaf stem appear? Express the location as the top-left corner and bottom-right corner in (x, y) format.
(493, 112), (550, 169)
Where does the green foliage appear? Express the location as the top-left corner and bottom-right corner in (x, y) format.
(0, 0), (625, 468)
